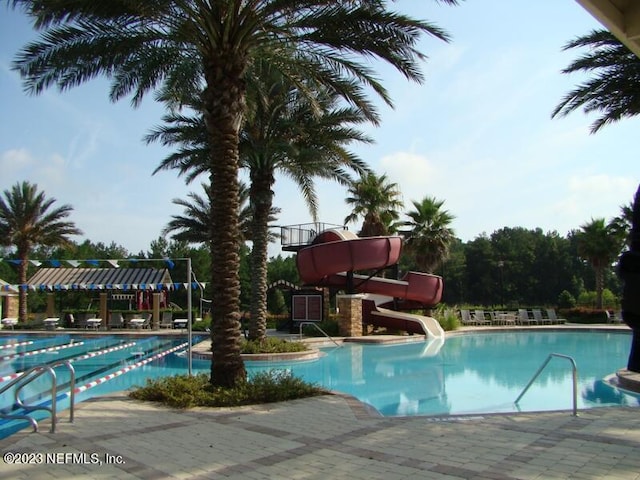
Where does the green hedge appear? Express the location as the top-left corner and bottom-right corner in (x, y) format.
(558, 307), (608, 324)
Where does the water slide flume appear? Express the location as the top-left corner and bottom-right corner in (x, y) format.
(296, 229), (445, 339)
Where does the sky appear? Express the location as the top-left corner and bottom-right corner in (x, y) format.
(1, 1), (638, 260)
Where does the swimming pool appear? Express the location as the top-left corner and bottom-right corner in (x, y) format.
(1, 330), (638, 438)
(233, 330), (640, 417)
(0, 333), (202, 438)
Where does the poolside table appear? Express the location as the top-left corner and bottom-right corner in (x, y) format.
(86, 318), (102, 330)
(129, 318), (146, 329)
(43, 317), (60, 330)
(173, 318), (188, 329)
(1, 318), (18, 329)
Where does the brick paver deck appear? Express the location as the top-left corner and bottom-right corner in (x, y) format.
(1, 392), (639, 479)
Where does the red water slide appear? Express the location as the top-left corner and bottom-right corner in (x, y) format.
(296, 229), (443, 308)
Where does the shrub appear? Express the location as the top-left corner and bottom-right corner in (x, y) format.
(557, 290), (576, 309)
(433, 306), (459, 331)
(558, 307), (608, 323)
(192, 316), (211, 331)
(129, 371), (327, 409)
(301, 318), (339, 337)
(576, 289), (618, 309)
(241, 337), (308, 354)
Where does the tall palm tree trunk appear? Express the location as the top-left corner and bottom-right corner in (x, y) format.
(595, 264), (605, 309)
(205, 57), (247, 388)
(18, 251), (29, 323)
(247, 169), (274, 342)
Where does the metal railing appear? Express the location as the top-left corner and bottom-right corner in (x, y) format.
(298, 321), (341, 347)
(280, 222), (347, 249)
(515, 353), (578, 416)
(0, 360), (76, 433)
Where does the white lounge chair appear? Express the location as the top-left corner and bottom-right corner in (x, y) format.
(532, 309), (551, 325)
(473, 309), (492, 326)
(517, 309), (537, 325)
(546, 309), (566, 324)
(160, 311), (173, 329)
(460, 309), (477, 326)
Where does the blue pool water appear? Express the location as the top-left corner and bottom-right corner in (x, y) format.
(1, 330), (639, 438)
(235, 330), (640, 417)
(0, 334), (202, 438)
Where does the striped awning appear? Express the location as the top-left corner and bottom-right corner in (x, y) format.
(24, 268), (176, 291)
(0, 279), (18, 295)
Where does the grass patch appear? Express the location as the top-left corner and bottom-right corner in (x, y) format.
(241, 337), (308, 354)
(129, 371), (328, 409)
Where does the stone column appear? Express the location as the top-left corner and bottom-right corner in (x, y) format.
(337, 294), (364, 337)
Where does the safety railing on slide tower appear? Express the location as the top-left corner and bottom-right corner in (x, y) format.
(279, 223), (347, 252)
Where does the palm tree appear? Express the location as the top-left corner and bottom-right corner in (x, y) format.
(403, 196), (455, 273)
(153, 69), (373, 342)
(611, 201), (634, 250)
(163, 182), (280, 245)
(576, 217), (626, 309)
(11, 0), (458, 387)
(344, 172), (404, 236)
(243, 74), (372, 341)
(0, 181), (82, 322)
(552, 30), (640, 133)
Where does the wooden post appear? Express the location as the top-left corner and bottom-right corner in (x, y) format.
(46, 293), (55, 318)
(153, 293), (161, 330)
(100, 293), (108, 330)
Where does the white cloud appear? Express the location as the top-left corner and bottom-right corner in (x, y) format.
(553, 174), (638, 219)
(0, 148), (35, 173)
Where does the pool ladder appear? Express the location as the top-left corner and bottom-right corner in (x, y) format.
(515, 353), (578, 416)
(0, 360), (76, 433)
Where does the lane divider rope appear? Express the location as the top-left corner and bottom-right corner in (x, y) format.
(71, 342), (189, 394)
(0, 340), (34, 351)
(0, 341), (138, 383)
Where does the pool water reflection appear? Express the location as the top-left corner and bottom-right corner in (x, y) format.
(227, 330), (640, 416)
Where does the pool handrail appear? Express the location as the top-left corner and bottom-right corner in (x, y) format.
(298, 321), (341, 347)
(515, 353), (578, 416)
(0, 360), (75, 433)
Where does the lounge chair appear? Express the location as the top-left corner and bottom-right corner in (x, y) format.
(517, 309), (537, 325)
(109, 312), (124, 329)
(460, 309), (477, 326)
(532, 309), (551, 325)
(545, 309), (566, 325)
(605, 310), (623, 324)
(160, 311), (173, 329)
(74, 312), (87, 329)
(473, 309), (492, 326)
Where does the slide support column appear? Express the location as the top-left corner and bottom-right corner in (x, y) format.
(337, 294), (364, 337)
